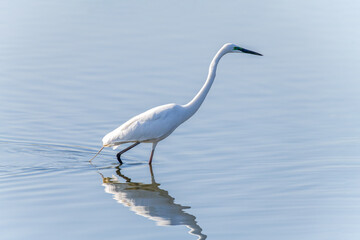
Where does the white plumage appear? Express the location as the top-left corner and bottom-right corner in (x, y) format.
(102, 103), (186, 147)
(90, 43), (262, 164)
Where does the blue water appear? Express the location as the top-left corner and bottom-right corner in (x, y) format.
(1, 1), (360, 239)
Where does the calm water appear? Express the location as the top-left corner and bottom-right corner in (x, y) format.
(1, 1), (360, 239)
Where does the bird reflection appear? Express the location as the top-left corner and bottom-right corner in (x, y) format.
(98, 165), (207, 240)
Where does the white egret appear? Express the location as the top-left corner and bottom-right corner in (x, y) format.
(90, 43), (262, 164)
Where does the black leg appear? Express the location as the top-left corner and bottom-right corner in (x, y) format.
(116, 142), (140, 164)
(149, 142), (158, 165)
(149, 149), (155, 165)
(116, 153), (123, 164)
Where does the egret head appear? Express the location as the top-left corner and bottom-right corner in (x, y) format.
(223, 43), (262, 56)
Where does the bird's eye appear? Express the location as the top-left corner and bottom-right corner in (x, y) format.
(233, 47), (242, 51)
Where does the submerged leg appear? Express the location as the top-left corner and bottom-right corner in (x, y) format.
(116, 142), (140, 164)
(149, 142), (158, 165)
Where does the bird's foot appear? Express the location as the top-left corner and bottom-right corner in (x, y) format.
(116, 153), (123, 165)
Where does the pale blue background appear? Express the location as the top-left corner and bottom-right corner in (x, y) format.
(1, 1), (360, 239)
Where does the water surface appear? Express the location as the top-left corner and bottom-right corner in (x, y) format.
(1, 1), (360, 239)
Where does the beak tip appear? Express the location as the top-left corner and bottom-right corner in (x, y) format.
(253, 51), (263, 56)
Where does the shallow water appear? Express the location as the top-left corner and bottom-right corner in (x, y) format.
(1, 1), (360, 239)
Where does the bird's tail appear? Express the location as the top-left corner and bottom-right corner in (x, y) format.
(89, 146), (104, 162)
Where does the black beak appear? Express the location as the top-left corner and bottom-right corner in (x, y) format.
(241, 48), (263, 56)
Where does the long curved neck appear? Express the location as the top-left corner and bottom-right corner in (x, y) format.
(182, 47), (228, 119)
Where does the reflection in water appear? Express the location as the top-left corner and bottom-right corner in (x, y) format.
(99, 165), (207, 240)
